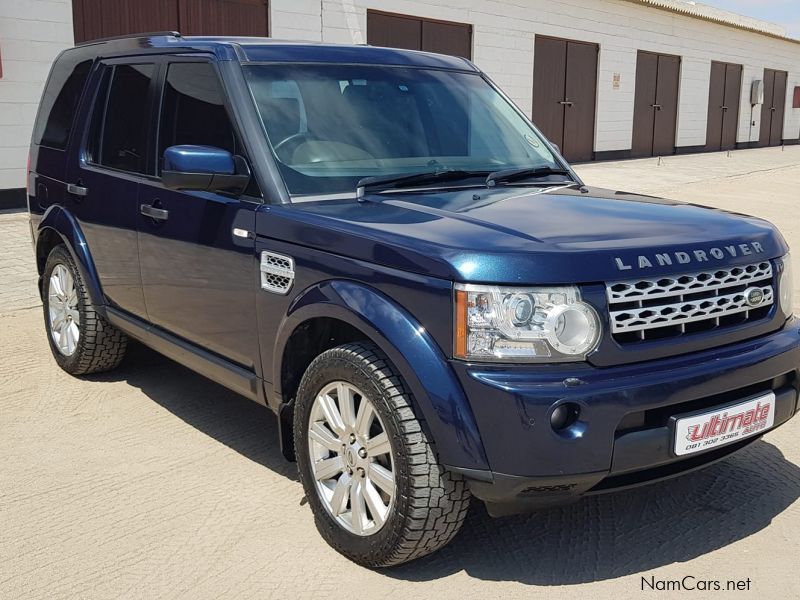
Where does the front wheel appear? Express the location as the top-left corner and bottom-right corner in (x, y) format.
(294, 342), (471, 567)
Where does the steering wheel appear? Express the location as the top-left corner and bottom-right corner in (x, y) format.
(273, 132), (315, 162)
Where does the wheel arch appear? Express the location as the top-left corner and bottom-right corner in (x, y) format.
(35, 205), (105, 310)
(273, 280), (489, 472)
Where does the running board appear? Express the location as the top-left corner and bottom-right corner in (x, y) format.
(105, 306), (264, 404)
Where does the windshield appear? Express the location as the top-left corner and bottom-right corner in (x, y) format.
(243, 64), (560, 196)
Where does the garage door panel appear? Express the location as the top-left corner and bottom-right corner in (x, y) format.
(563, 41), (597, 162)
(632, 51), (658, 158)
(180, 0), (268, 36)
(759, 69), (776, 147)
(367, 12), (422, 51)
(653, 54), (680, 156)
(770, 70), (787, 146)
(721, 63), (742, 150)
(705, 62), (726, 151)
(421, 21), (471, 59)
(73, 0), (267, 44)
(532, 37), (567, 150)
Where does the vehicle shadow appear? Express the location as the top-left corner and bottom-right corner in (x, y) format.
(87, 341), (299, 482)
(89, 342), (800, 585)
(386, 439), (800, 584)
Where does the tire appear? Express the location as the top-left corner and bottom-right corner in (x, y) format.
(294, 342), (470, 567)
(42, 245), (128, 375)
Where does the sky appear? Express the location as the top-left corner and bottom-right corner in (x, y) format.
(701, 0), (800, 38)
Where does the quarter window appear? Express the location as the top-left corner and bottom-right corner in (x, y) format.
(34, 58), (93, 150)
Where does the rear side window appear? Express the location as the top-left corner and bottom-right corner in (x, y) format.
(158, 62), (239, 166)
(33, 56), (92, 150)
(89, 63), (155, 174)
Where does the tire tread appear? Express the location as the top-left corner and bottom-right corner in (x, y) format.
(295, 342), (471, 567)
(44, 246), (127, 375)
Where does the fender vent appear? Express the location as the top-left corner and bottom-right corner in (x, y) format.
(260, 251), (295, 295)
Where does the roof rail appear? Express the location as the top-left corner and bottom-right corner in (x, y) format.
(76, 31), (181, 46)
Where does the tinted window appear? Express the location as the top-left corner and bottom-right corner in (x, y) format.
(95, 64), (155, 173)
(244, 64), (558, 196)
(34, 56), (92, 150)
(159, 62), (239, 168)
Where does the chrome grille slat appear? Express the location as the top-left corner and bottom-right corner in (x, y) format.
(610, 285), (773, 333)
(606, 260), (774, 342)
(606, 261), (772, 302)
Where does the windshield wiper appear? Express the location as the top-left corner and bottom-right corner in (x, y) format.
(485, 166), (573, 187)
(356, 169), (489, 199)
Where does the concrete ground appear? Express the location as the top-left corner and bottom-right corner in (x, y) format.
(1, 146), (799, 599)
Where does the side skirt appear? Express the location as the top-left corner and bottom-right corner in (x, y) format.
(106, 306), (267, 406)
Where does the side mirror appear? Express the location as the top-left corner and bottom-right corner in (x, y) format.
(162, 145), (250, 195)
(551, 142), (561, 154)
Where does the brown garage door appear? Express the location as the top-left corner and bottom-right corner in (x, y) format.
(706, 61), (742, 152)
(72, 0), (269, 44)
(532, 36), (598, 163)
(366, 11), (472, 59)
(759, 69), (788, 147)
(632, 51), (681, 158)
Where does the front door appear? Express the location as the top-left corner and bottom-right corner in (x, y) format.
(137, 58), (261, 369)
(66, 60), (158, 320)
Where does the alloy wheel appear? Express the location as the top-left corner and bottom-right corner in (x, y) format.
(48, 264), (80, 356)
(307, 381), (395, 536)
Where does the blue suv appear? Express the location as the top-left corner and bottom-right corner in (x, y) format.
(28, 33), (799, 567)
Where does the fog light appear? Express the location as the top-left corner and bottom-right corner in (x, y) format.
(550, 403), (580, 431)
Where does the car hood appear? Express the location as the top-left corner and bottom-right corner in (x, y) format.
(260, 185), (787, 284)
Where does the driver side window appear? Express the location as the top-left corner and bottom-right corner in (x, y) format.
(158, 62), (238, 172)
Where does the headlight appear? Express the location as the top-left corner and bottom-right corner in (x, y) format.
(779, 253), (794, 318)
(454, 284), (601, 362)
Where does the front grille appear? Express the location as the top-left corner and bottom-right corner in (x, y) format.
(606, 260), (774, 344)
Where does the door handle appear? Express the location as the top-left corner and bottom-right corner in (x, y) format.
(721, 106), (729, 110)
(140, 204), (169, 221)
(66, 183), (88, 197)
(651, 104), (662, 110)
(558, 100), (574, 107)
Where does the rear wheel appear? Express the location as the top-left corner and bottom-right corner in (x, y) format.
(294, 342), (470, 567)
(42, 245), (128, 375)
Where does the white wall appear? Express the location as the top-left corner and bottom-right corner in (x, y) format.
(0, 0), (73, 191)
(273, 0), (800, 154)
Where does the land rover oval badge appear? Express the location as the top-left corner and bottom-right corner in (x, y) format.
(745, 287), (764, 307)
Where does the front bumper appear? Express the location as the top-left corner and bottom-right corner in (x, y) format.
(450, 319), (800, 516)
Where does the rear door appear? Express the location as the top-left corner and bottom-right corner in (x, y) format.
(137, 58), (261, 370)
(65, 59), (157, 319)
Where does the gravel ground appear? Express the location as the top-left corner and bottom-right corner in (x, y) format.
(1, 146), (799, 599)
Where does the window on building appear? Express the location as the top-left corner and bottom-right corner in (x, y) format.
(89, 63), (155, 173)
(366, 11), (472, 59)
(34, 57), (93, 150)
